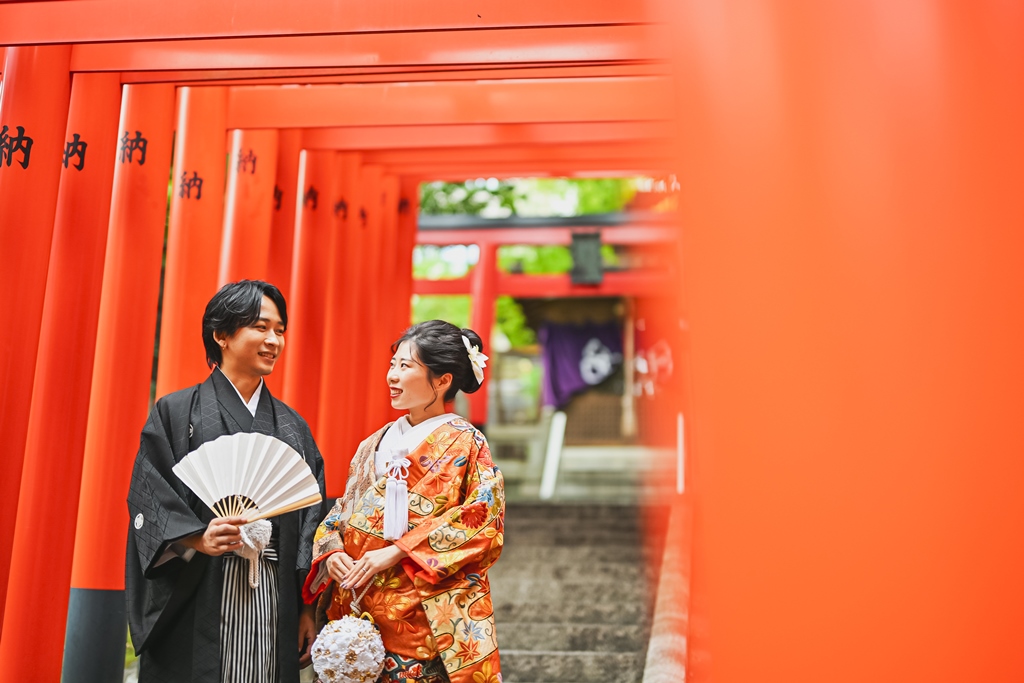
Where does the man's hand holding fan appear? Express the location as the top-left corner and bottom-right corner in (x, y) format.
(172, 433), (322, 585)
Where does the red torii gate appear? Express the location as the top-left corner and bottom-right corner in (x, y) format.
(0, 5), (669, 680)
(4, 3), (1024, 683)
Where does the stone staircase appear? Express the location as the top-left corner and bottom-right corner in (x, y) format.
(490, 503), (665, 683)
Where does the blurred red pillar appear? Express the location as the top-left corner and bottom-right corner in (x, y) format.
(282, 150), (339, 433)
(65, 83), (176, 681)
(219, 128), (279, 284)
(0, 44), (71, 635)
(317, 152), (362, 494)
(266, 128), (302, 392)
(0, 71), (120, 681)
(371, 174), (402, 425)
(156, 86), (227, 397)
(665, 3), (1024, 682)
(394, 177), (419, 345)
(468, 242), (497, 427)
(353, 164), (384, 437)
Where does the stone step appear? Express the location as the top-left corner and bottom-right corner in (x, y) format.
(490, 504), (656, 683)
(494, 546), (641, 564)
(503, 514), (643, 529)
(494, 599), (646, 625)
(490, 560), (648, 583)
(498, 623), (646, 652)
(498, 650), (644, 683)
(504, 508), (644, 521)
(504, 504), (646, 520)
(502, 532), (645, 548)
(502, 515), (648, 536)
(490, 578), (648, 605)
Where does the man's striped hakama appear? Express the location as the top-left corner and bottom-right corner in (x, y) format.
(221, 547), (279, 683)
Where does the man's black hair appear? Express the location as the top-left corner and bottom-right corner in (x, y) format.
(202, 280), (288, 367)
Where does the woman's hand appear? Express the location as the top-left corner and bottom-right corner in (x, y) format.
(182, 516), (247, 556)
(325, 552), (356, 585)
(341, 546), (408, 590)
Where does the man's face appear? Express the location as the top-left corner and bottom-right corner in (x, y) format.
(218, 296), (285, 377)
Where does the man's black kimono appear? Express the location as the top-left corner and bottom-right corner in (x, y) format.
(126, 369), (326, 682)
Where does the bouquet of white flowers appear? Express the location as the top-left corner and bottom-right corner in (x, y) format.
(311, 580), (386, 683)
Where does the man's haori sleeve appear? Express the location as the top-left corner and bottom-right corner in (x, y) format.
(126, 392), (210, 654)
(127, 397), (206, 578)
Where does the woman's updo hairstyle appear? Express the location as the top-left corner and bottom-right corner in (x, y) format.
(393, 320), (484, 403)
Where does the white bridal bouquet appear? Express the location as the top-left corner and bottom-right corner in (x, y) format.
(311, 613), (386, 683)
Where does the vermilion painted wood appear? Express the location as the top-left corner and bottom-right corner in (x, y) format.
(362, 141), (668, 167)
(302, 122), (671, 152)
(394, 177), (420, 342)
(225, 78), (669, 129)
(385, 177), (419, 420)
(373, 159), (670, 181)
(118, 63), (663, 87)
(155, 87), (228, 399)
(371, 174), (403, 427)
(0, 45), (71, 638)
(71, 84), (177, 593)
(219, 129), (279, 285)
(0, 0), (646, 45)
(264, 129), (301, 395)
(71, 25), (657, 73)
(670, 3), (1024, 682)
(413, 271), (671, 298)
(0, 72), (120, 679)
(281, 151), (340, 437)
(352, 165), (384, 438)
(467, 243), (498, 427)
(417, 224), (679, 247)
(316, 152), (363, 496)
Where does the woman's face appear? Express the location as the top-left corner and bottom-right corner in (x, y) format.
(388, 340), (448, 412)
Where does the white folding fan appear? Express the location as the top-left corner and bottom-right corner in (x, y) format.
(173, 432), (321, 522)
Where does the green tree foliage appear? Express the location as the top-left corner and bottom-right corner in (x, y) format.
(419, 180), (522, 215)
(410, 294), (537, 349)
(495, 295), (536, 347)
(411, 294), (470, 329)
(414, 177), (635, 348)
(419, 177), (637, 217)
(497, 244), (574, 275)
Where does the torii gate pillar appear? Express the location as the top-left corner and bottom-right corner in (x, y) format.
(0, 44), (72, 636)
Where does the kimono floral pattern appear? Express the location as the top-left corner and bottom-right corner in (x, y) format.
(306, 418), (505, 683)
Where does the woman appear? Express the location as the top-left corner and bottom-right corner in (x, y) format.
(304, 320), (504, 683)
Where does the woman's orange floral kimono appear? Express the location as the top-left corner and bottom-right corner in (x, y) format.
(304, 417), (504, 683)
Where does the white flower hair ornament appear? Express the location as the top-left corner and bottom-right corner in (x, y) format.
(462, 335), (489, 386)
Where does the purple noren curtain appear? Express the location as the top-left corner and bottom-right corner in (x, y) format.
(540, 321), (623, 409)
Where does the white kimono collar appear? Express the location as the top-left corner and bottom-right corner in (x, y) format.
(385, 411), (460, 454)
(377, 412), (459, 541)
(378, 412), (460, 468)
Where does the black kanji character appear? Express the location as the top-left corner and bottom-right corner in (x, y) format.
(237, 148), (257, 174)
(0, 125), (34, 169)
(304, 185), (318, 210)
(179, 171), (204, 199)
(62, 133), (88, 171)
(119, 131), (148, 165)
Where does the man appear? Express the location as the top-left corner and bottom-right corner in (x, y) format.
(126, 280), (326, 682)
